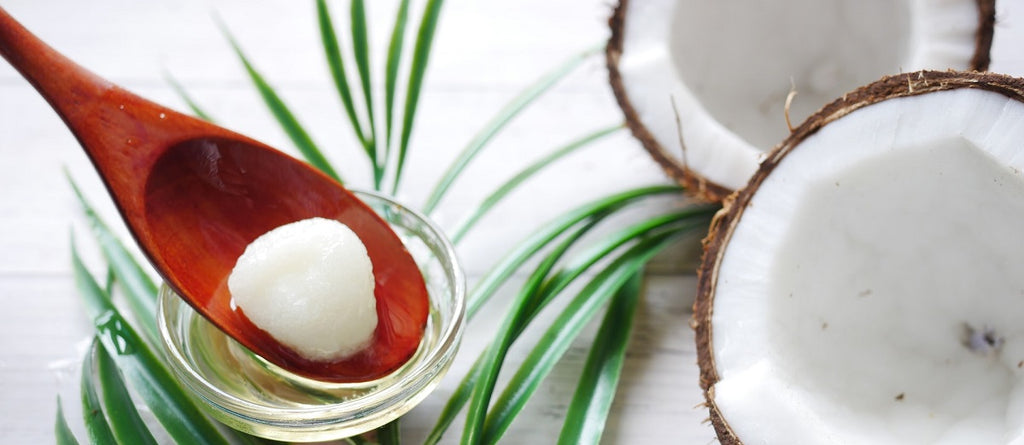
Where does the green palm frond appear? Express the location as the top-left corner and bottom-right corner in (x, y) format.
(384, 0), (411, 154)
(317, 0), (373, 161)
(68, 174), (160, 347)
(72, 238), (233, 445)
(558, 271), (642, 445)
(218, 17), (342, 183)
(422, 44), (600, 214)
(479, 230), (685, 443)
(391, 0), (444, 194)
(449, 123), (624, 244)
(55, 398), (81, 445)
(92, 341), (160, 445)
(464, 185), (682, 318)
(80, 342), (118, 444)
(164, 70), (216, 122)
(348, 0), (378, 161)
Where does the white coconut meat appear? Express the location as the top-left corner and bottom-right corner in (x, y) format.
(609, 0), (989, 197)
(705, 80), (1024, 443)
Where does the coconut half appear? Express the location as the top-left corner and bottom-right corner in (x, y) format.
(694, 71), (1024, 444)
(607, 0), (995, 201)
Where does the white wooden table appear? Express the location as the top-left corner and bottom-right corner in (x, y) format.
(3, 1), (1024, 443)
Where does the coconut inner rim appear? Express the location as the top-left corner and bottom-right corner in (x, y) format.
(710, 88), (1024, 444)
(616, 0), (980, 191)
(671, 0), (909, 151)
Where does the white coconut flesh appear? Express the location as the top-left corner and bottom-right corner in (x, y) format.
(708, 86), (1024, 444)
(614, 0), (983, 193)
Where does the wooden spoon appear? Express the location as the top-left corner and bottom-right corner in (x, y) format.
(0, 7), (429, 383)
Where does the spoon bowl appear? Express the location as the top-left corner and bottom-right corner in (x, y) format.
(0, 7), (429, 382)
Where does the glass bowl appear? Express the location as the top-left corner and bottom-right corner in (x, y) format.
(157, 190), (465, 442)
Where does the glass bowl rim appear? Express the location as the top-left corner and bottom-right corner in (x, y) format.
(156, 189), (466, 422)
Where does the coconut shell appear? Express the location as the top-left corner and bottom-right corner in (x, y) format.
(606, 0), (996, 204)
(693, 70), (1024, 444)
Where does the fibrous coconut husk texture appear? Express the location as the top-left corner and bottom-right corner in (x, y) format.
(606, 0), (996, 203)
(692, 70), (1024, 445)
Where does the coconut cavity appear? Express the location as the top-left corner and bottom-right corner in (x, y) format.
(608, 0), (991, 198)
(671, 1), (909, 151)
(703, 78), (1024, 444)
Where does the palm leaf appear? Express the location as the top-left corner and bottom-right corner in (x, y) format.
(68, 174), (160, 346)
(55, 397), (81, 445)
(431, 203), (712, 443)
(556, 272), (641, 445)
(424, 218), (598, 444)
(465, 185), (681, 318)
(218, 18), (342, 182)
(479, 230), (685, 443)
(95, 341), (160, 445)
(449, 123), (623, 243)
(384, 0), (411, 153)
(537, 205), (716, 301)
(458, 211), (709, 443)
(349, 0), (378, 160)
(378, 419), (401, 445)
(103, 267), (116, 295)
(459, 216), (600, 445)
(421, 44), (600, 213)
(163, 70), (216, 122)
(71, 238), (232, 445)
(80, 341), (118, 444)
(391, 0), (444, 193)
(316, 0), (372, 163)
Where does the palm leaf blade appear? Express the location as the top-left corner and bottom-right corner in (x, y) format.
(95, 340), (160, 445)
(316, 0), (371, 158)
(349, 0), (378, 149)
(163, 71), (216, 122)
(422, 45), (599, 213)
(219, 21), (342, 182)
(71, 240), (232, 445)
(80, 341), (118, 445)
(538, 205), (716, 302)
(557, 272), (642, 445)
(378, 419), (401, 445)
(68, 175), (160, 346)
(384, 0), (411, 153)
(480, 231), (683, 444)
(449, 123), (623, 244)
(455, 218), (600, 445)
(465, 185), (680, 318)
(392, 0), (444, 193)
(55, 397), (81, 445)
(451, 206), (710, 443)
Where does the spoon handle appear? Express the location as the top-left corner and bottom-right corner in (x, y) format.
(0, 7), (113, 136)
